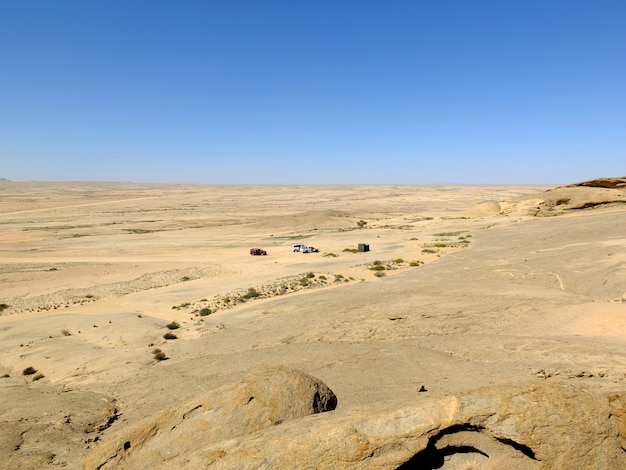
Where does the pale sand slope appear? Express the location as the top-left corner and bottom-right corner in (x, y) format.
(0, 181), (625, 468)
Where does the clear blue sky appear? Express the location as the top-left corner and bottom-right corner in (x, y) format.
(1, 1), (624, 184)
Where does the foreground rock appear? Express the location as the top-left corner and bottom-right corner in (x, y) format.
(85, 367), (626, 469)
(84, 365), (337, 469)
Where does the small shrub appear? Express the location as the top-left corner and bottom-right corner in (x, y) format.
(434, 243), (447, 248)
(393, 258), (404, 264)
(357, 220), (367, 228)
(343, 248), (358, 253)
(180, 276), (191, 282)
(409, 260), (423, 267)
(22, 366), (37, 376)
(152, 348), (167, 360)
(306, 272), (315, 279)
(318, 275), (327, 281)
(323, 252), (338, 257)
(373, 271), (386, 277)
(242, 288), (260, 300)
(0, 303), (10, 312)
(199, 308), (211, 317)
(166, 321), (180, 330)
(334, 274), (344, 282)
(369, 265), (386, 271)
(163, 332), (178, 340)
(85, 294), (95, 299)
(422, 248), (437, 254)
(61, 329), (71, 336)
(372, 260), (382, 266)
(32, 373), (45, 381)
(299, 278), (310, 287)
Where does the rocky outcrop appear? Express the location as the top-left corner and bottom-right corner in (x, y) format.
(471, 176), (626, 217)
(566, 177), (626, 189)
(85, 368), (626, 469)
(83, 365), (337, 469)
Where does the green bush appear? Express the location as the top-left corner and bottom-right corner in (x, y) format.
(409, 260), (423, 266)
(0, 303), (10, 312)
(393, 258), (404, 264)
(22, 366), (37, 376)
(369, 265), (386, 271)
(373, 271), (386, 277)
(32, 373), (45, 381)
(242, 288), (260, 300)
(306, 272), (315, 279)
(166, 321), (180, 330)
(163, 332), (178, 340)
(199, 308), (211, 317)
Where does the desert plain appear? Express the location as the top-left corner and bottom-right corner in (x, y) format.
(1, 179), (626, 469)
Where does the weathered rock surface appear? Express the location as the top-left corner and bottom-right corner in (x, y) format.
(85, 377), (626, 469)
(83, 365), (337, 469)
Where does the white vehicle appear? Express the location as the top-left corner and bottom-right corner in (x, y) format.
(299, 245), (319, 253)
(292, 243), (306, 252)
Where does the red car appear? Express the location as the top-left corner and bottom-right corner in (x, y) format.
(250, 248), (267, 256)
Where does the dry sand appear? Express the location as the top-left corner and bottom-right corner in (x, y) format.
(1, 181), (625, 468)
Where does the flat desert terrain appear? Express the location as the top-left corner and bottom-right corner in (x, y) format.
(1, 180), (626, 469)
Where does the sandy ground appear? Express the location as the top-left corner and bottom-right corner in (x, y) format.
(0, 181), (625, 468)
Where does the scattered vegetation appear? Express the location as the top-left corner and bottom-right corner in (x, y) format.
(422, 248), (438, 254)
(409, 260), (423, 267)
(323, 252), (338, 257)
(357, 220), (368, 229)
(163, 332), (178, 340)
(180, 276), (191, 282)
(369, 264), (386, 271)
(125, 229), (159, 234)
(172, 302), (191, 310)
(166, 321), (180, 330)
(22, 366), (37, 376)
(343, 247), (358, 253)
